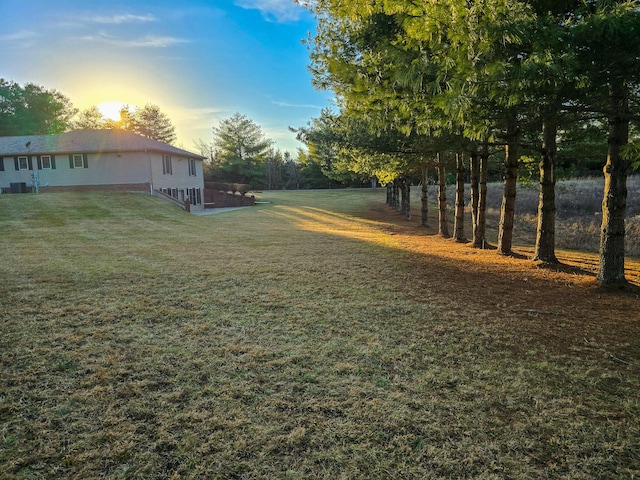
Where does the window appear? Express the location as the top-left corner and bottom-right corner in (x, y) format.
(18, 156), (29, 170)
(14, 156), (32, 170)
(69, 154), (88, 169)
(40, 155), (52, 169)
(163, 154), (172, 175)
(188, 188), (202, 205)
(188, 158), (196, 176)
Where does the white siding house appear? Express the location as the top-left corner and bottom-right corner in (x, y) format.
(0, 129), (206, 211)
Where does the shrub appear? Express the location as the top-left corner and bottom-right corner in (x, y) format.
(204, 182), (251, 195)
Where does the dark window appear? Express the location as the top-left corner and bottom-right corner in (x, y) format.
(72, 154), (84, 168)
(188, 158), (196, 176)
(69, 154), (88, 169)
(189, 188), (202, 205)
(163, 154), (172, 175)
(40, 155), (52, 169)
(18, 156), (29, 170)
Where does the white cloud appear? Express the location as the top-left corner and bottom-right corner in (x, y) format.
(79, 33), (188, 48)
(0, 30), (38, 47)
(271, 99), (323, 109)
(89, 13), (156, 24)
(234, 0), (307, 23)
(60, 12), (158, 26)
(119, 35), (188, 48)
(56, 12), (157, 29)
(173, 106), (229, 124)
(0, 30), (37, 42)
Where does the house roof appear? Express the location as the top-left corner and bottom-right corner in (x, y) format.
(0, 129), (206, 159)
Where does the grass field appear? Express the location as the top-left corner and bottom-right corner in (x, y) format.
(1, 189), (639, 479)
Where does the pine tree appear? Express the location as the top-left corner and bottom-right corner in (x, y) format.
(72, 106), (108, 130)
(132, 104), (177, 145)
(212, 112), (273, 187)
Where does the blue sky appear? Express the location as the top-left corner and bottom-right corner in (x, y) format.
(0, 0), (331, 153)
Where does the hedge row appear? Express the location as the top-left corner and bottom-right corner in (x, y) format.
(203, 189), (255, 207)
(204, 182), (251, 195)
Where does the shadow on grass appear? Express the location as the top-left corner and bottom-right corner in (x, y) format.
(533, 260), (594, 278)
(264, 201), (640, 355)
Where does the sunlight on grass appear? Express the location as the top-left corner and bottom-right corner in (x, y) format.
(264, 202), (640, 288)
(263, 206), (402, 248)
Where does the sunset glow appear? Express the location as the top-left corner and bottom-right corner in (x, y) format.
(97, 102), (127, 122)
(1, 1), (332, 152)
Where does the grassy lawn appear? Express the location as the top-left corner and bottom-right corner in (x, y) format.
(1, 190), (639, 479)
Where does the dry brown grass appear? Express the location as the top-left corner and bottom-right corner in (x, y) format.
(445, 176), (640, 256)
(1, 190), (639, 479)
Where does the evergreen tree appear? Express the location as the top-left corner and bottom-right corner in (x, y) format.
(130, 103), (177, 145)
(211, 112), (273, 187)
(72, 106), (108, 130)
(570, 1), (640, 285)
(296, 148), (335, 188)
(0, 79), (76, 135)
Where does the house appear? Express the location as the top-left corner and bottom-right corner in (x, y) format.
(0, 129), (206, 211)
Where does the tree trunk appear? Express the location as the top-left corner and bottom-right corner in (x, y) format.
(473, 144), (489, 248)
(401, 178), (411, 220)
(470, 150), (479, 240)
(391, 182), (399, 209)
(597, 80), (630, 286)
(534, 114), (558, 263)
(498, 118), (519, 255)
(421, 164), (429, 227)
(453, 153), (467, 242)
(386, 183), (392, 205)
(405, 180), (411, 220)
(438, 158), (450, 238)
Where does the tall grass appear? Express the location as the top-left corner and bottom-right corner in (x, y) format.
(1, 190), (639, 479)
(436, 176), (640, 256)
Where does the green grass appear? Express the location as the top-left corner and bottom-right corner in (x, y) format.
(1, 190), (639, 479)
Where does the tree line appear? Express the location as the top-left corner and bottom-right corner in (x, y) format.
(197, 111), (349, 190)
(296, 0), (640, 287)
(0, 79), (177, 145)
